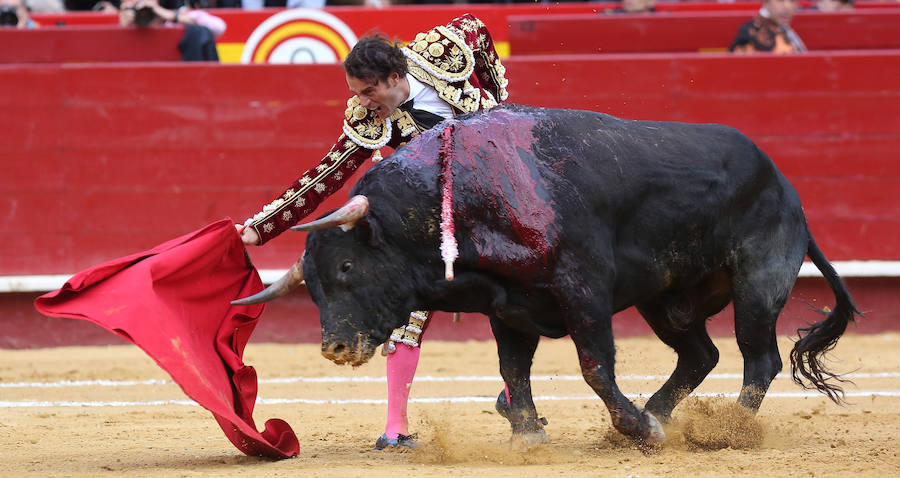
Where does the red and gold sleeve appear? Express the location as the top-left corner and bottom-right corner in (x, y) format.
(243, 96), (393, 245)
(445, 14), (509, 103)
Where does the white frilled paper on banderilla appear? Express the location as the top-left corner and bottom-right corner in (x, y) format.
(439, 125), (458, 281)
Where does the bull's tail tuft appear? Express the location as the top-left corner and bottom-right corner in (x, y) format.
(789, 236), (861, 404)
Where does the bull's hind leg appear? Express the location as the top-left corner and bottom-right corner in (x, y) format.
(731, 257), (800, 411)
(489, 315), (546, 443)
(637, 298), (720, 422)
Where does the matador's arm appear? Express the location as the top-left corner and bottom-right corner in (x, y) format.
(242, 97), (398, 245)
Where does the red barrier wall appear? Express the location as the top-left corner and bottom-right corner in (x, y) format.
(509, 10), (900, 55)
(0, 26), (184, 63)
(3, 51), (897, 277)
(1, 276), (894, 348)
(2, 52), (899, 346)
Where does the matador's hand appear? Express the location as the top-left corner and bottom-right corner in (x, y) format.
(235, 224), (260, 246)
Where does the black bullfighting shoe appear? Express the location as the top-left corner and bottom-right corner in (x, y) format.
(374, 433), (421, 450)
(495, 389), (511, 421)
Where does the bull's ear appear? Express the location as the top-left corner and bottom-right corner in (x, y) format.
(356, 216), (383, 247)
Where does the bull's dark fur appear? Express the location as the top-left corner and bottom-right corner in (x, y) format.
(304, 104), (859, 444)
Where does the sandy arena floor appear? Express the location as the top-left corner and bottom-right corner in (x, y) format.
(1, 332), (898, 477)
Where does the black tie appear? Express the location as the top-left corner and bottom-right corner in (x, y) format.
(398, 99), (445, 131)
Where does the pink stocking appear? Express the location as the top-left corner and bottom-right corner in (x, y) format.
(384, 343), (421, 439)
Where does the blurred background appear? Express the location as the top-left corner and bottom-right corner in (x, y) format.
(2, 0), (898, 347)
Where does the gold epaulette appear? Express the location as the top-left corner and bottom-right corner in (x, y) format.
(342, 96), (391, 150)
(402, 25), (475, 84)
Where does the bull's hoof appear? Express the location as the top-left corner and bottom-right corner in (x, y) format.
(495, 390), (511, 421)
(374, 433), (421, 450)
(509, 429), (548, 450)
(641, 410), (666, 446)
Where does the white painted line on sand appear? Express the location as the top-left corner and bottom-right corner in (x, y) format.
(2, 390), (899, 409)
(2, 372), (897, 389)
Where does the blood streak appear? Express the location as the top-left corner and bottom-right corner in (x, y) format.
(450, 110), (558, 274)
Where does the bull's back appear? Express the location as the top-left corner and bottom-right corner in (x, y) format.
(451, 105), (793, 234)
(360, 105), (803, 286)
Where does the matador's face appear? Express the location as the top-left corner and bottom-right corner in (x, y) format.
(346, 72), (407, 120)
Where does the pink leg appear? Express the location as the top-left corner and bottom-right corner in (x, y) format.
(384, 342), (421, 439)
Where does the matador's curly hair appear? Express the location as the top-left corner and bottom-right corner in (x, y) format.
(343, 34), (408, 83)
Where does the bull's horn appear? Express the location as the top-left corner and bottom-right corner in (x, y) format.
(231, 257), (304, 305)
(291, 195), (369, 232)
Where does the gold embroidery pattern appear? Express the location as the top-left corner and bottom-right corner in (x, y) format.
(342, 96), (391, 149)
(388, 310), (429, 348)
(245, 143), (360, 228)
(390, 108), (419, 137)
(447, 14), (509, 102)
(402, 25), (474, 83)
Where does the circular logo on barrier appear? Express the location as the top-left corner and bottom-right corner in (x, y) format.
(241, 9), (358, 64)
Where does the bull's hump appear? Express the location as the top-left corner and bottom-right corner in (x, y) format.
(450, 109), (559, 273)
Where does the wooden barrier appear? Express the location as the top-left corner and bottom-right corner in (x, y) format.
(3, 51), (899, 346)
(2, 276), (896, 348)
(0, 26), (184, 63)
(508, 10), (900, 55)
(2, 51), (898, 278)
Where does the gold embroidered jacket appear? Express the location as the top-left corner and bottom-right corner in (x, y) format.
(244, 13), (508, 245)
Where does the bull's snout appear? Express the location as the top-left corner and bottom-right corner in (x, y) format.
(321, 336), (377, 367)
(321, 340), (349, 363)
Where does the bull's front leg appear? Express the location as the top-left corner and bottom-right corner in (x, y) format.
(566, 311), (666, 448)
(489, 315), (546, 446)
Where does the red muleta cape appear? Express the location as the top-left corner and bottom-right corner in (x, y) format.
(34, 219), (299, 458)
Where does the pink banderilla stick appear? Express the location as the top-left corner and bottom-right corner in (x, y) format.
(438, 125), (457, 281)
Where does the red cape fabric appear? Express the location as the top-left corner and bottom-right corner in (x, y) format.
(34, 219), (299, 458)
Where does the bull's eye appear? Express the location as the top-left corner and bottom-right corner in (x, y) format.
(340, 261), (353, 274)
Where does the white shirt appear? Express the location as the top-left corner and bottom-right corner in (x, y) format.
(404, 74), (454, 120)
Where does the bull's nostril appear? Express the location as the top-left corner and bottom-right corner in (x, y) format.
(332, 344), (345, 356)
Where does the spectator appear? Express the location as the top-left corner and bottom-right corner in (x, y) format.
(28, 0), (64, 13)
(119, 0), (225, 39)
(118, 0), (225, 61)
(605, 0), (656, 14)
(240, 0), (325, 9)
(92, 0), (118, 12)
(0, 0), (36, 28)
(729, 0), (806, 54)
(815, 0), (853, 11)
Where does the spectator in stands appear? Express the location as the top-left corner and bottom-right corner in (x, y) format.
(815, 0), (853, 11)
(729, 0), (806, 54)
(605, 0), (656, 14)
(240, 0), (326, 9)
(118, 0), (225, 61)
(28, 0), (64, 13)
(0, 0), (36, 28)
(119, 0), (225, 39)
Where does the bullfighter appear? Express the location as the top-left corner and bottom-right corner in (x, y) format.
(236, 13), (509, 450)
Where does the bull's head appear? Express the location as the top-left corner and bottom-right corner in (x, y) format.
(233, 195), (426, 366)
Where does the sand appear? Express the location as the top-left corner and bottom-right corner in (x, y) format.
(1, 332), (898, 477)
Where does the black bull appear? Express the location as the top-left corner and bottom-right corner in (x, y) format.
(242, 104), (859, 446)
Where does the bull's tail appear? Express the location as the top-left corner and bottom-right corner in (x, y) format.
(789, 234), (861, 404)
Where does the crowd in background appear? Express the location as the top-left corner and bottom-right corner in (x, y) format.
(1, 0), (869, 18)
(0, 0), (878, 61)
